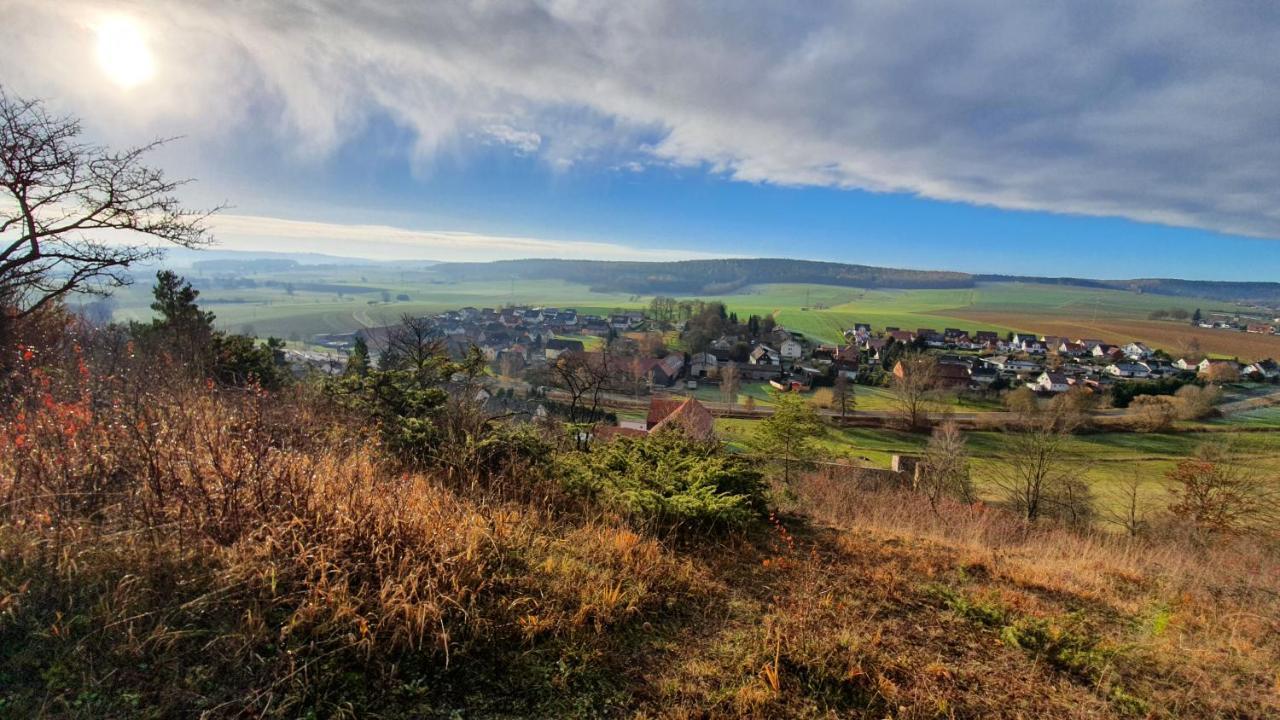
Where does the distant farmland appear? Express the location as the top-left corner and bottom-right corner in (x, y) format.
(951, 312), (1280, 361)
(104, 267), (1277, 359)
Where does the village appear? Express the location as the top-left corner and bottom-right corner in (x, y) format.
(305, 303), (1280, 409)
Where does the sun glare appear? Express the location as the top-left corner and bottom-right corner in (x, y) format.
(95, 17), (155, 89)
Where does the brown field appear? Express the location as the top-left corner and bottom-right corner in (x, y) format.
(951, 310), (1280, 361)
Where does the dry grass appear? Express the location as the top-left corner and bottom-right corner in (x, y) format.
(0, 341), (702, 717)
(4, 323), (1279, 718)
(781, 471), (1280, 717)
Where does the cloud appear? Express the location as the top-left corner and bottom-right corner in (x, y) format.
(4, 2), (1280, 239)
(203, 213), (724, 262)
(479, 123), (542, 154)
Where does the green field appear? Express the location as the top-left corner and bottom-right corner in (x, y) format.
(715, 418), (1280, 512)
(680, 381), (1003, 413)
(105, 266), (1256, 351)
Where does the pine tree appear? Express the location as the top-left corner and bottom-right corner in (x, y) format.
(750, 391), (824, 484)
(149, 270), (215, 362)
(346, 335), (371, 376)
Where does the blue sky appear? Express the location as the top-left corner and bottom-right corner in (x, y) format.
(213, 126), (1280, 280)
(4, 1), (1280, 280)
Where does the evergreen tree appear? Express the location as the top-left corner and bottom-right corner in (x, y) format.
(151, 270), (215, 334)
(750, 391), (824, 484)
(148, 270), (216, 363)
(346, 335), (371, 376)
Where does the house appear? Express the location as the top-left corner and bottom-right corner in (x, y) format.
(544, 338), (584, 359)
(981, 355), (1010, 371)
(1122, 342), (1153, 360)
(779, 338), (804, 360)
(1057, 341), (1087, 357)
(1198, 359), (1241, 378)
(887, 330), (916, 343)
(832, 345), (861, 379)
(1140, 359), (1178, 377)
(1106, 362), (1150, 379)
(1174, 358), (1200, 371)
(1035, 371), (1070, 394)
(689, 352), (719, 378)
(969, 366), (999, 386)
(648, 397), (716, 441)
(1092, 344), (1124, 361)
(494, 349), (527, 375)
(1076, 338), (1105, 350)
(1246, 324), (1275, 335)
(936, 362), (972, 389)
(985, 356), (1041, 374)
(1244, 359), (1280, 379)
(749, 344), (781, 366)
(631, 354), (686, 387)
(1012, 333), (1042, 353)
(974, 331), (1000, 345)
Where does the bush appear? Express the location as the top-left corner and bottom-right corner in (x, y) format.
(1110, 376), (1194, 408)
(558, 432), (765, 531)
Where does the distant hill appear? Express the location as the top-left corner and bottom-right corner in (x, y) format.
(430, 258), (1280, 304)
(155, 249), (440, 272)
(431, 258), (973, 295)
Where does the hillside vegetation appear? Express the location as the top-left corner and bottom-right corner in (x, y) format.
(3, 307), (1278, 719)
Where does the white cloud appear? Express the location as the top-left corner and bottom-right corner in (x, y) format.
(479, 123), (542, 154)
(4, 1), (1280, 239)
(205, 213), (722, 262)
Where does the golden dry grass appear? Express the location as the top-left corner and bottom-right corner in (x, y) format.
(3, 327), (1278, 718)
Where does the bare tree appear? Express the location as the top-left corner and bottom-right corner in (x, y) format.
(1167, 442), (1279, 535)
(1, 88), (215, 319)
(720, 361), (740, 406)
(832, 371), (855, 418)
(917, 421), (974, 513)
(1103, 472), (1152, 537)
(990, 394), (1093, 523)
(890, 352), (938, 430)
(551, 347), (616, 448)
(379, 315), (444, 371)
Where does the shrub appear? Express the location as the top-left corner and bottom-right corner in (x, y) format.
(1129, 395), (1179, 431)
(558, 432), (765, 531)
(1174, 383), (1222, 420)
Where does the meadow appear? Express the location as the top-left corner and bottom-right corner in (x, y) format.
(716, 417), (1280, 514)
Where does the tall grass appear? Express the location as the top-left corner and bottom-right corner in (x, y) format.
(0, 326), (700, 717)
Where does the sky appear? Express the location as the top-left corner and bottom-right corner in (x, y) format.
(3, 1), (1280, 280)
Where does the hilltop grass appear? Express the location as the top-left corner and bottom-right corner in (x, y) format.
(3, 329), (1279, 718)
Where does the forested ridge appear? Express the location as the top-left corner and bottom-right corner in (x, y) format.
(430, 258), (1280, 303)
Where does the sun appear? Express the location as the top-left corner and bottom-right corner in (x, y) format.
(95, 17), (156, 89)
